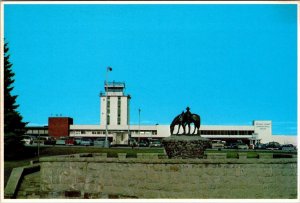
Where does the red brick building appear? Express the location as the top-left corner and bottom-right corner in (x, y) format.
(48, 117), (73, 138)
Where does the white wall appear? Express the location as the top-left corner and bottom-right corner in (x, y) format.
(100, 96), (129, 126)
(121, 97), (128, 125)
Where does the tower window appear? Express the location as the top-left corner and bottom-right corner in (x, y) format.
(117, 97), (121, 125)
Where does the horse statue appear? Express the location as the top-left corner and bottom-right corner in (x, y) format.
(170, 111), (185, 134)
(170, 107), (201, 135)
(186, 113), (201, 134)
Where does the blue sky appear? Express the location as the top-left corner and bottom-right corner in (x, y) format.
(4, 3), (298, 135)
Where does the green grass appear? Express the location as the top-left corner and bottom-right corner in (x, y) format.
(37, 146), (165, 158)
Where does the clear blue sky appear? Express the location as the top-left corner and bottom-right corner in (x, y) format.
(4, 3), (298, 135)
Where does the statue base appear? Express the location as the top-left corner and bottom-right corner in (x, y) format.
(162, 136), (211, 159)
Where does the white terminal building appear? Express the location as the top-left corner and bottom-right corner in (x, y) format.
(67, 81), (297, 146)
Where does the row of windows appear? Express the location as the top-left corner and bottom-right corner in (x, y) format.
(200, 130), (254, 135)
(117, 97), (121, 125)
(131, 130), (157, 135)
(107, 98), (111, 125)
(106, 97), (122, 125)
(71, 130), (158, 135)
(72, 130), (254, 136)
(26, 129), (48, 134)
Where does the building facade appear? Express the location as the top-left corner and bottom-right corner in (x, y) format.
(100, 82), (130, 126)
(48, 117), (73, 138)
(25, 81), (297, 146)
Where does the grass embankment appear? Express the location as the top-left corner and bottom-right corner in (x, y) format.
(38, 146), (164, 158)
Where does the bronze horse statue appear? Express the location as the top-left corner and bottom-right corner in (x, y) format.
(170, 111), (185, 134)
(170, 107), (201, 135)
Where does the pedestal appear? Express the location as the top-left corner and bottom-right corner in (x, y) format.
(162, 136), (211, 159)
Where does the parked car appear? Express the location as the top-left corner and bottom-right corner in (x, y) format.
(80, 138), (93, 146)
(211, 140), (225, 149)
(129, 138), (138, 148)
(266, 142), (281, 150)
(65, 137), (75, 145)
(44, 137), (56, 145)
(138, 140), (149, 147)
(94, 138), (106, 147)
(74, 137), (82, 145)
(281, 144), (296, 151)
(149, 139), (162, 147)
(21, 135), (33, 145)
(237, 143), (249, 150)
(225, 143), (238, 149)
(56, 137), (67, 145)
(255, 143), (267, 149)
(32, 137), (48, 145)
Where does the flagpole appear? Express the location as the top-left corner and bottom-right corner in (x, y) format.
(104, 66), (112, 148)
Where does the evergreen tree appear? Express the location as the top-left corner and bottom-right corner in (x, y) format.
(4, 42), (27, 159)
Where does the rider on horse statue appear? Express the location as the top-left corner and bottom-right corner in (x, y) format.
(170, 107), (201, 135)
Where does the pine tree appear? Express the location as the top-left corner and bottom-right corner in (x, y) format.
(4, 42), (27, 159)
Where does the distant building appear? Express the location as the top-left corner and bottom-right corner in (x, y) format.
(24, 82), (297, 146)
(48, 117), (73, 138)
(24, 126), (48, 137)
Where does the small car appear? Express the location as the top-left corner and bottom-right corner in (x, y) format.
(74, 137), (82, 145)
(21, 135), (33, 145)
(32, 137), (48, 145)
(149, 139), (162, 147)
(255, 143), (267, 149)
(94, 138), (106, 147)
(237, 143), (249, 150)
(65, 137), (75, 145)
(129, 138), (138, 148)
(138, 140), (149, 147)
(80, 138), (93, 146)
(44, 137), (56, 145)
(266, 142), (281, 150)
(211, 140), (225, 149)
(281, 144), (296, 151)
(56, 137), (67, 145)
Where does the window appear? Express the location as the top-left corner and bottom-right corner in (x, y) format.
(117, 97), (121, 125)
(107, 96), (110, 108)
(107, 115), (110, 125)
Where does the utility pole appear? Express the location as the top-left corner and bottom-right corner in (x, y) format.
(138, 108), (141, 146)
(37, 132), (40, 159)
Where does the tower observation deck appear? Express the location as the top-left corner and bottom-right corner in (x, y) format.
(100, 81), (130, 126)
(104, 82), (126, 96)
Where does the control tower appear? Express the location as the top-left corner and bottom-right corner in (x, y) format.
(100, 82), (130, 126)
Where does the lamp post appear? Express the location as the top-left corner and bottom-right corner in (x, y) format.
(104, 66), (112, 148)
(37, 132), (40, 159)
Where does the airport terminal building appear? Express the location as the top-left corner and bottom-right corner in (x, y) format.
(25, 82), (297, 146)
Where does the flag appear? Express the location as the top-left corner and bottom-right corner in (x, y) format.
(107, 67), (112, 71)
